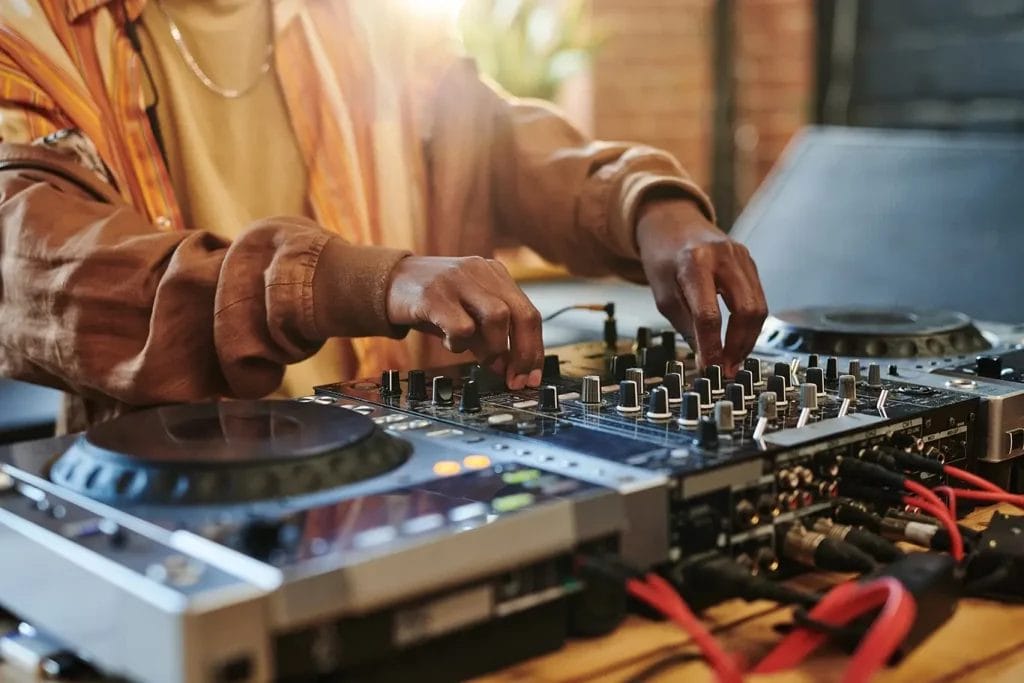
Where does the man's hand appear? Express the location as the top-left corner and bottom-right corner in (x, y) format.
(386, 256), (544, 389)
(637, 197), (768, 376)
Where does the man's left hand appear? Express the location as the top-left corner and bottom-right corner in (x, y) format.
(636, 197), (768, 376)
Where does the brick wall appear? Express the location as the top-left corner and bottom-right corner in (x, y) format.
(589, 0), (814, 219)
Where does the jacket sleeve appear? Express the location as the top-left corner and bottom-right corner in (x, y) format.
(0, 141), (408, 405)
(428, 59), (715, 283)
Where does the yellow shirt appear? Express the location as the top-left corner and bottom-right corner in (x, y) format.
(139, 0), (346, 397)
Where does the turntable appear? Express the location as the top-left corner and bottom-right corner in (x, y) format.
(753, 306), (1024, 471)
(0, 399), (666, 683)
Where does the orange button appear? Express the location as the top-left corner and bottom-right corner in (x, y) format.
(463, 455), (492, 470)
(432, 460), (462, 477)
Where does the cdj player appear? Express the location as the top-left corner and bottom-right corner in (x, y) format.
(1, 304), (1022, 682)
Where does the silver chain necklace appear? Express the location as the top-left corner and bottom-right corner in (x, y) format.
(154, 0), (275, 99)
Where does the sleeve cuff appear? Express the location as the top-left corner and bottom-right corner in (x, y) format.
(619, 173), (717, 259)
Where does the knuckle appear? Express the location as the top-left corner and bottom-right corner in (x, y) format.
(446, 319), (476, 340)
(694, 305), (722, 326)
(479, 302), (511, 326)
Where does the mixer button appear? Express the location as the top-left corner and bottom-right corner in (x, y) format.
(513, 399), (538, 409)
(487, 413), (515, 426)
(449, 502), (488, 523)
(401, 513), (446, 536)
(353, 526), (399, 549)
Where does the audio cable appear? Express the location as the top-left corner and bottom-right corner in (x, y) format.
(541, 302), (615, 322)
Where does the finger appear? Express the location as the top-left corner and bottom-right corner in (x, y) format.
(419, 298), (478, 354)
(718, 251), (768, 371)
(676, 254), (725, 370)
(487, 261), (545, 388)
(458, 287), (513, 364)
(652, 283), (698, 360)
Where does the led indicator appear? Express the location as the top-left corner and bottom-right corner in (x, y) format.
(432, 460), (462, 477)
(463, 455), (492, 470)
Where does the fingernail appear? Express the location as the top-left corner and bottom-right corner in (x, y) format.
(527, 369), (542, 387)
(508, 374), (527, 390)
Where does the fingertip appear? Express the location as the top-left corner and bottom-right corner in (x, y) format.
(527, 369), (542, 388)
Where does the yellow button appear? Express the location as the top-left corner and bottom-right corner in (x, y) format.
(463, 455), (492, 470)
(432, 460), (462, 477)
(501, 469), (541, 485)
(493, 492), (535, 513)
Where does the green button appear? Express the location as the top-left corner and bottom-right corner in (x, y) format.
(492, 492), (535, 513)
(501, 469), (541, 485)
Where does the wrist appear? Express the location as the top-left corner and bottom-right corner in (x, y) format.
(636, 196), (711, 258)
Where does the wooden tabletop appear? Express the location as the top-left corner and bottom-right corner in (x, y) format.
(477, 504), (1024, 683)
(3, 507), (1021, 682)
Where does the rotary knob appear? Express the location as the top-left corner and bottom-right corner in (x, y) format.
(758, 392), (778, 420)
(977, 355), (1003, 379)
(726, 383), (747, 416)
(636, 326), (652, 349)
(714, 400), (735, 432)
(744, 358), (763, 386)
(581, 375), (603, 405)
(773, 362), (792, 390)
(807, 354), (819, 369)
(825, 357), (839, 382)
(542, 354), (561, 381)
(625, 368), (645, 391)
(432, 376), (454, 406)
(695, 416), (719, 450)
(459, 379), (482, 413)
(679, 392), (701, 427)
(611, 353), (637, 382)
(617, 380), (642, 413)
(380, 369), (402, 396)
(838, 374), (857, 402)
(799, 383), (818, 411)
(407, 370), (427, 401)
(767, 375), (788, 405)
(646, 386), (672, 420)
(848, 360), (861, 379)
(693, 377), (713, 408)
(704, 365), (724, 395)
(736, 369), (754, 401)
(665, 360), (686, 377)
(603, 317), (618, 350)
(867, 363), (882, 388)
(806, 367), (825, 397)
(663, 372), (684, 404)
(660, 330), (677, 358)
(539, 385), (561, 413)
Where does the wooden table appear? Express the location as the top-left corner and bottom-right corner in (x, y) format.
(3, 507), (1022, 682)
(477, 505), (1024, 683)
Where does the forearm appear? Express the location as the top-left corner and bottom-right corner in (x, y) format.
(0, 146), (408, 404)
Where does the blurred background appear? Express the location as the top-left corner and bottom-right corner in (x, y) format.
(5, 0), (1024, 442)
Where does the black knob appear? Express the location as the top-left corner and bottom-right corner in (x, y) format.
(432, 376), (454, 406)
(726, 383), (746, 415)
(407, 370), (427, 401)
(767, 375), (787, 405)
(773, 362), (792, 389)
(636, 326), (652, 349)
(663, 372), (684, 403)
(581, 376), (603, 405)
(680, 392), (701, 426)
(460, 379), (482, 413)
(665, 360), (686, 377)
(611, 353), (637, 382)
(238, 518), (286, 561)
(825, 357), (839, 382)
(693, 377), (713, 407)
(807, 354), (819, 369)
(806, 367), (825, 395)
(695, 416), (719, 450)
(380, 369), (402, 396)
(616, 380), (641, 413)
(538, 385), (561, 412)
(660, 330), (677, 358)
(704, 364), (724, 394)
(542, 354), (561, 381)
(736, 369), (754, 399)
(848, 360), (862, 379)
(888, 364), (899, 377)
(743, 358), (762, 385)
(603, 317), (618, 350)
(977, 355), (1003, 379)
(646, 386), (672, 420)
(625, 367), (645, 390)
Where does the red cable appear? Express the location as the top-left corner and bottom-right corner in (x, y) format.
(753, 577), (916, 683)
(944, 465), (1004, 494)
(626, 574), (744, 683)
(903, 478), (947, 515)
(934, 485), (958, 519)
(903, 495), (965, 561)
(946, 488), (1024, 510)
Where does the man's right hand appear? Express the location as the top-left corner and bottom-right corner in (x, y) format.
(385, 256), (544, 390)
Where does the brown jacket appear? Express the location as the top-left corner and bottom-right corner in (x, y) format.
(0, 0), (714, 430)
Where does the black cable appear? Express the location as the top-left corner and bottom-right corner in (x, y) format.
(541, 302), (615, 323)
